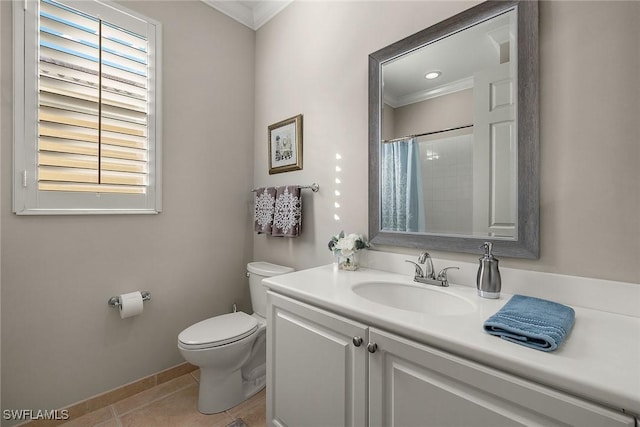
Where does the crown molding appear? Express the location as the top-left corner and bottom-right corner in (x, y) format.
(384, 77), (474, 108)
(252, 1), (292, 29)
(201, 0), (292, 31)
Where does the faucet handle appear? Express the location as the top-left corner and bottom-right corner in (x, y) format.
(436, 266), (460, 284)
(405, 260), (424, 278)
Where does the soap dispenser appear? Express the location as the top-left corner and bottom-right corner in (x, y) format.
(477, 242), (501, 299)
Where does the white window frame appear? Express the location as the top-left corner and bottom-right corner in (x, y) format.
(13, 0), (162, 215)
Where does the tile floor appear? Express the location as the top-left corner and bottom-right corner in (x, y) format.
(59, 370), (266, 427)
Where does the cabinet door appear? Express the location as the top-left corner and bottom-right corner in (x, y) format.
(267, 292), (368, 427)
(369, 328), (634, 427)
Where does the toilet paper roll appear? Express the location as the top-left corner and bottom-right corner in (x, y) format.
(119, 291), (144, 319)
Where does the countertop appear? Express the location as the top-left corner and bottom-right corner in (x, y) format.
(263, 264), (640, 416)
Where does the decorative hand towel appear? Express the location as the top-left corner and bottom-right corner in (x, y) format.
(483, 295), (575, 352)
(254, 187), (276, 234)
(272, 186), (302, 237)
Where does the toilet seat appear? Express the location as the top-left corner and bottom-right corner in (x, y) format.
(178, 312), (258, 350)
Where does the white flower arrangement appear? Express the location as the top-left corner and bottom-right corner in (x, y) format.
(328, 231), (370, 270)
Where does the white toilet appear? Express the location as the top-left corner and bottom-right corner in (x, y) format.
(178, 261), (294, 414)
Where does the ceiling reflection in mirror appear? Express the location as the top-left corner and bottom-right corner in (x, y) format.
(380, 10), (517, 239)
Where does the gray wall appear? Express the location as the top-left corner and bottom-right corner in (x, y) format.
(1, 0), (255, 415)
(1, 0), (639, 419)
(253, 0), (640, 284)
(391, 89), (474, 140)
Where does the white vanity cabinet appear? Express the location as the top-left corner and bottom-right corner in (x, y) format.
(267, 291), (635, 427)
(368, 328), (634, 427)
(267, 291), (368, 427)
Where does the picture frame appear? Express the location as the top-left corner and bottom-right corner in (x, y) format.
(268, 114), (303, 174)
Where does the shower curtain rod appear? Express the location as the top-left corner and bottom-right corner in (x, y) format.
(381, 124), (473, 143)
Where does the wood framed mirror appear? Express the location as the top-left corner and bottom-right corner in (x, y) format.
(368, 0), (539, 258)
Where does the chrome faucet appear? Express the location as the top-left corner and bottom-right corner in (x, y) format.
(417, 252), (435, 279)
(405, 252), (459, 287)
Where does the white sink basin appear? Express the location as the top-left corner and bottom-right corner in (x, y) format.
(351, 281), (475, 315)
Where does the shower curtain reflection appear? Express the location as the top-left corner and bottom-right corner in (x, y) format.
(380, 138), (425, 232)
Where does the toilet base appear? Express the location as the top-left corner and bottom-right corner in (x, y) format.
(198, 367), (244, 414)
(197, 366), (266, 414)
(242, 370), (266, 401)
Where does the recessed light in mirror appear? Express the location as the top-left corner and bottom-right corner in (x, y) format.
(425, 71), (442, 80)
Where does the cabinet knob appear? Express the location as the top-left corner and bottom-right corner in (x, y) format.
(352, 336), (363, 347)
(367, 342), (378, 353)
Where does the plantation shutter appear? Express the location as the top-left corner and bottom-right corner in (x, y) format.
(38, 0), (149, 194)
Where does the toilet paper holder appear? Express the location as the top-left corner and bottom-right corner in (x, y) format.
(108, 291), (151, 308)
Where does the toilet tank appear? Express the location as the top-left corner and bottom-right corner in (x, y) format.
(247, 262), (294, 317)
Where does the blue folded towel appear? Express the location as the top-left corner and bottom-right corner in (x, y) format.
(483, 295), (575, 352)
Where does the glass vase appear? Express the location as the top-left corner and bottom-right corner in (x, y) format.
(338, 252), (359, 271)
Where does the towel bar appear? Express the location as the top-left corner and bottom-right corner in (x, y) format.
(251, 183), (319, 193)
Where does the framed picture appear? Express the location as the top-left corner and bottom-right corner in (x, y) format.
(268, 114), (303, 174)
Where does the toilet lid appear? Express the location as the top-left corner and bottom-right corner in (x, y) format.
(178, 312), (258, 350)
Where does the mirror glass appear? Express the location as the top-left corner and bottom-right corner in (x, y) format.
(369, 1), (539, 258)
(382, 10), (516, 238)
